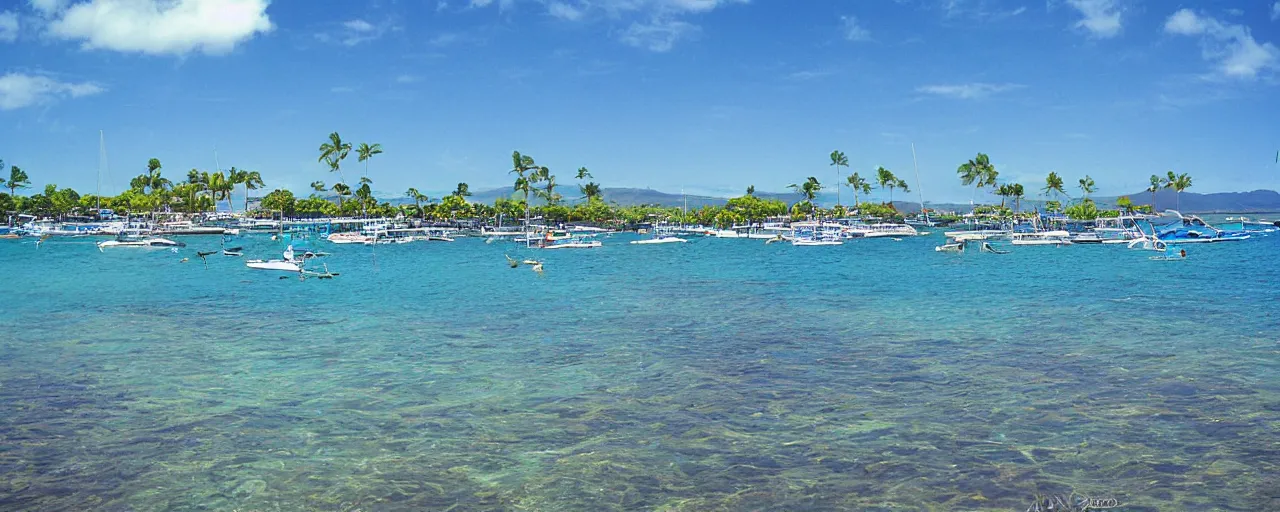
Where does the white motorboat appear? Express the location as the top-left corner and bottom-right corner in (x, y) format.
(327, 232), (374, 244)
(245, 246), (322, 272)
(1010, 231), (1073, 246)
(96, 232), (186, 250)
(245, 259), (302, 272)
(793, 238), (844, 246)
(862, 223), (919, 238)
(542, 240), (602, 249)
(935, 240), (965, 252)
(630, 236), (687, 245)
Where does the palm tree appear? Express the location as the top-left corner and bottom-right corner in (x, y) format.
(1010, 183), (1025, 212)
(1147, 175), (1162, 211)
(956, 153), (997, 204)
(994, 184), (1011, 208)
(580, 182), (602, 202)
(318, 132), (352, 186)
(211, 171), (238, 211)
(405, 187), (428, 219)
(846, 172), (870, 207)
(787, 177), (822, 215)
(453, 182), (471, 198)
(510, 151), (540, 225)
(829, 150), (848, 206)
(1078, 175), (1096, 201)
(1042, 172), (1066, 203)
(575, 167), (592, 180)
(331, 182), (351, 209)
(310, 181), (326, 197)
(5, 165), (31, 197)
(355, 177), (374, 213)
(1168, 172), (1192, 210)
(241, 170), (264, 212)
(355, 142), (383, 215)
(746, 185), (755, 196)
(876, 167), (898, 204)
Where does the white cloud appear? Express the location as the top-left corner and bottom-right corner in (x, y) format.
(29, 0), (68, 15)
(330, 86), (356, 93)
(619, 18), (697, 52)
(469, 0), (744, 51)
(1065, 0), (1122, 39)
(916, 82), (1024, 99)
(548, 2), (584, 21)
(0, 72), (104, 110)
(840, 15), (869, 42)
(0, 11), (18, 42)
(42, 0), (272, 56)
(1272, 2), (1279, 21)
(395, 74), (419, 83)
(1163, 9), (1279, 79)
(343, 19), (374, 32)
(318, 18), (394, 46)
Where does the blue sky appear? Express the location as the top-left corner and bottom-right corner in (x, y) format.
(1, 0), (1278, 204)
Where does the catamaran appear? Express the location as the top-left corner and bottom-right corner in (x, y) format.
(96, 230), (186, 250)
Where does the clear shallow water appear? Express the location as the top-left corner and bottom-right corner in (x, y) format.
(1, 232), (1278, 511)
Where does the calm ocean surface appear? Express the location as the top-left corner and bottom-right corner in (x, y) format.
(1, 227), (1278, 511)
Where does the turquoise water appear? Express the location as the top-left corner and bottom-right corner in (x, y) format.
(2, 231), (1278, 511)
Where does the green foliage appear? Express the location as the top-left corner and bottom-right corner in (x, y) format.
(972, 205), (1013, 217)
(855, 202), (901, 220)
(261, 189), (297, 216)
(1063, 199), (1099, 220)
(1044, 200), (1062, 213)
(725, 194), (788, 222)
(1115, 195), (1133, 213)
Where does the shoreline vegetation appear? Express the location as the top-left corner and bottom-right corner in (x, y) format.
(3, 137), (1192, 227)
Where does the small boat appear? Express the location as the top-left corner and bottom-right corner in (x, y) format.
(630, 225), (687, 245)
(245, 246), (319, 272)
(1010, 231), (1073, 246)
(96, 231), (186, 250)
(792, 238), (843, 246)
(980, 242), (1009, 254)
(245, 259), (302, 272)
(327, 232), (374, 244)
(935, 239), (965, 252)
(222, 247), (243, 256)
(630, 236), (687, 245)
(542, 239), (602, 249)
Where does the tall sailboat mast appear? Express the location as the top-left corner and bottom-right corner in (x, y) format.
(97, 130), (108, 212)
(911, 143), (927, 223)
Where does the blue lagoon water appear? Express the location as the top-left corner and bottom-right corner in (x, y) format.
(1, 231), (1278, 510)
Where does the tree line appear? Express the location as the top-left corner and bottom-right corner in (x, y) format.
(2, 142), (1194, 225)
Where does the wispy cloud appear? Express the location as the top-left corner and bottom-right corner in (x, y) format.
(395, 74), (420, 84)
(316, 18), (395, 46)
(1164, 9), (1279, 79)
(915, 82), (1024, 99)
(840, 15), (869, 42)
(786, 69), (833, 81)
(619, 18), (697, 52)
(330, 86), (356, 93)
(0, 72), (104, 110)
(548, 1), (584, 21)
(1065, 0), (1122, 39)
(1272, 2), (1280, 21)
(0, 10), (18, 42)
(937, 0), (1027, 22)
(468, 0), (745, 52)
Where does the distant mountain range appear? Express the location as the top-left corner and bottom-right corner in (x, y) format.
(340, 186), (1280, 214)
